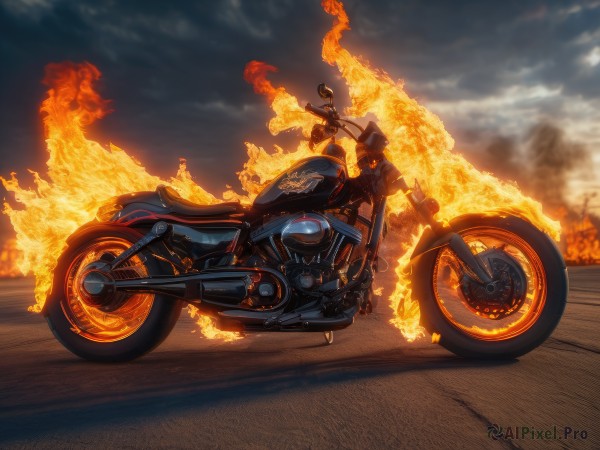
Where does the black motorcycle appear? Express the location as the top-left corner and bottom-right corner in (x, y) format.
(45, 84), (568, 362)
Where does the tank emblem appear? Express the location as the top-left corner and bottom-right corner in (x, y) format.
(278, 170), (324, 194)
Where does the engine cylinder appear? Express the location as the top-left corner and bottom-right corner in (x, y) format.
(281, 213), (332, 255)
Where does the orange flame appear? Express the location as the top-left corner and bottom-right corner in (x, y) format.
(244, 61), (280, 102)
(1, 62), (237, 341)
(244, 60), (318, 139)
(222, 60), (323, 204)
(0, 238), (24, 278)
(2, 1), (562, 344)
(245, 0), (561, 340)
(563, 214), (600, 264)
(322, 0), (560, 340)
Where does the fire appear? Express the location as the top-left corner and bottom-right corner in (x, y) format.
(0, 239), (24, 278)
(563, 213), (600, 265)
(243, 61), (317, 137)
(244, 0), (560, 340)
(2, 1), (562, 343)
(1, 62), (236, 341)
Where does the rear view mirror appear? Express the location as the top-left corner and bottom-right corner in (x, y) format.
(317, 83), (334, 104)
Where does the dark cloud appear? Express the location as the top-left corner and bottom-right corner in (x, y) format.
(346, 0), (599, 101)
(0, 0), (333, 187)
(0, 0), (598, 239)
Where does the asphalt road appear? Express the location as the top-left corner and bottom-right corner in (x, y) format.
(0, 266), (598, 449)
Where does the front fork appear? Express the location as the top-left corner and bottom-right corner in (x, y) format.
(395, 177), (493, 284)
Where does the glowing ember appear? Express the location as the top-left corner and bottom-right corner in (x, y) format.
(2, 0), (562, 344)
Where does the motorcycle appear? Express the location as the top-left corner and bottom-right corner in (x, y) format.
(44, 83), (568, 362)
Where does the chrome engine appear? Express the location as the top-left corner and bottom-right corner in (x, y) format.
(250, 213), (362, 293)
(281, 213), (332, 255)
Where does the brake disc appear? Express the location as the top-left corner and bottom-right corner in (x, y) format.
(459, 248), (528, 320)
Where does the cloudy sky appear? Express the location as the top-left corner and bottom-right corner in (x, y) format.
(0, 0), (599, 238)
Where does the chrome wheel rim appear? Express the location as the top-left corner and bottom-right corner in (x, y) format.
(62, 238), (154, 342)
(433, 227), (547, 341)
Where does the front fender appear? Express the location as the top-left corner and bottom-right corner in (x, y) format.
(410, 213), (536, 264)
(410, 227), (454, 264)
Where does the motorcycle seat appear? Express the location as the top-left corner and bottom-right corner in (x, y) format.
(156, 185), (243, 217)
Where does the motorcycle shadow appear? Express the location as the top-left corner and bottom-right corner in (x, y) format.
(1, 343), (517, 443)
(142, 346), (517, 385)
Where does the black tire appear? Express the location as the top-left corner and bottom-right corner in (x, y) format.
(411, 215), (568, 359)
(45, 226), (183, 362)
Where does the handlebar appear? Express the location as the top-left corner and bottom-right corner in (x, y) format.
(305, 103), (335, 121)
(305, 102), (364, 143)
(307, 94), (404, 198)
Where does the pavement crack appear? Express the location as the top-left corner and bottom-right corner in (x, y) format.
(449, 396), (523, 450)
(566, 300), (600, 306)
(548, 338), (600, 355)
(568, 287), (600, 294)
(0, 337), (56, 350)
(424, 375), (523, 450)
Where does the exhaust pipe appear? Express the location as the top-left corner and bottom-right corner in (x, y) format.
(216, 302), (359, 332)
(293, 304), (358, 331)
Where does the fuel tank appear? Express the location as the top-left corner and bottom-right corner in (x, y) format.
(253, 156), (348, 212)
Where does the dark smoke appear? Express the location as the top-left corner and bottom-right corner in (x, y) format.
(483, 135), (521, 180)
(389, 121), (596, 242)
(478, 121), (592, 211)
(525, 122), (590, 210)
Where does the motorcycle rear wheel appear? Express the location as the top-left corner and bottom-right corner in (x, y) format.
(412, 215), (567, 359)
(45, 226), (183, 362)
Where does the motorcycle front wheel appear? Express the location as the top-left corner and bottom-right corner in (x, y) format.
(412, 215), (568, 359)
(45, 226), (183, 362)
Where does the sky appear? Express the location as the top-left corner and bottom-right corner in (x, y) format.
(0, 0), (599, 239)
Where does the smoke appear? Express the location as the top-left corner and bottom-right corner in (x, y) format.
(478, 121), (592, 211)
(525, 122), (590, 210)
(470, 122), (600, 264)
(388, 121), (594, 241)
(483, 135), (521, 180)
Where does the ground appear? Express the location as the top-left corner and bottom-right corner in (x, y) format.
(0, 265), (598, 449)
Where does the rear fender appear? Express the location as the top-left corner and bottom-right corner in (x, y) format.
(65, 222), (137, 246)
(43, 224), (166, 316)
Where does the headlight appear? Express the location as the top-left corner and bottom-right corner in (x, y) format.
(96, 199), (123, 222)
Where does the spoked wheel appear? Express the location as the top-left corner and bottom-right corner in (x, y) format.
(412, 215), (567, 359)
(45, 226), (183, 362)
